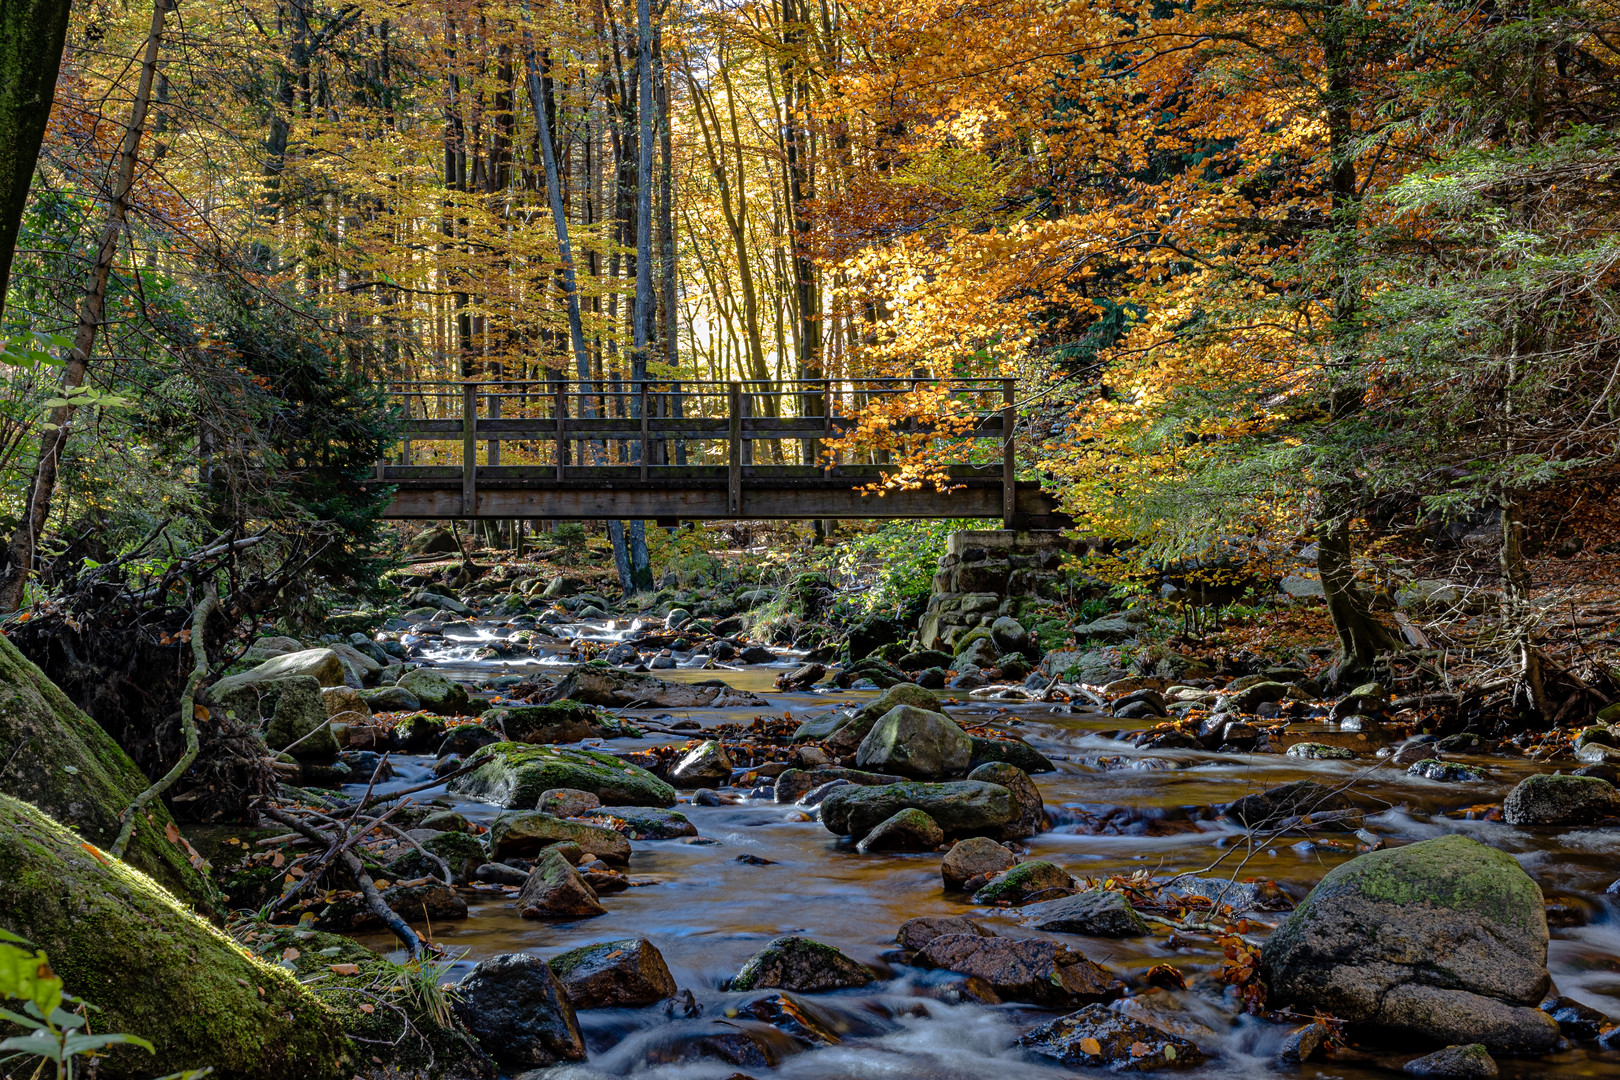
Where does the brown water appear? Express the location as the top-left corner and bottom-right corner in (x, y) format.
(356, 628), (1620, 1079)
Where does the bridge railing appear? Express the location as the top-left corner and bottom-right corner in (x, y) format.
(376, 376), (1017, 521)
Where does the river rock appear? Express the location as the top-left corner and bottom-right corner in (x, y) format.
(1223, 779), (1364, 831)
(517, 848), (607, 918)
(1260, 834), (1559, 1052)
(454, 952), (586, 1070)
(437, 723), (499, 758)
(814, 684), (947, 754)
(855, 705), (973, 779)
(398, 668), (472, 715)
(215, 647), (347, 697)
(670, 740), (734, 787)
(819, 780), (1016, 841)
(774, 766), (904, 804)
(0, 794), (349, 1079)
(320, 685), (370, 716)
(482, 700), (615, 743)
(329, 642), (383, 686)
(490, 811), (631, 865)
(450, 742), (677, 808)
(1403, 1043), (1498, 1078)
(967, 735), (1056, 774)
(1018, 1002), (1204, 1069)
(967, 760), (1047, 841)
(315, 883), (468, 930)
(556, 663), (767, 708)
(537, 787), (602, 818)
(264, 676), (339, 760)
(1408, 759), (1487, 783)
(973, 860), (1076, 904)
(1021, 889), (1150, 937)
(895, 916), (994, 953)
(916, 935), (1123, 1007)
(362, 684), (422, 714)
(855, 808), (944, 853)
(942, 836), (1019, 889)
(592, 805), (698, 839)
(1287, 741), (1356, 760)
(1502, 773), (1620, 825)
(776, 663), (826, 690)
(548, 938), (677, 1009)
(730, 936), (874, 992)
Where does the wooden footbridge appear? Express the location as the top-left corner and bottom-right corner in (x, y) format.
(372, 378), (1064, 527)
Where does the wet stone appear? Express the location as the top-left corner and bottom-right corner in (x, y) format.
(729, 936), (874, 993)
(1222, 779), (1364, 832)
(1502, 772), (1620, 826)
(516, 847), (606, 919)
(536, 787), (602, 818)
(967, 735), (1056, 774)
(547, 938), (677, 1009)
(489, 811), (630, 865)
(973, 859), (1075, 904)
(1021, 889), (1150, 937)
(819, 780), (1016, 841)
(1408, 759), (1487, 783)
(855, 807), (944, 853)
(453, 953), (586, 1072)
(941, 836), (1019, 890)
(1277, 1020), (1329, 1064)
(774, 767), (904, 805)
(591, 805), (699, 839)
(670, 740), (734, 788)
(917, 934), (1124, 1008)
(1402, 1043), (1498, 1078)
(965, 761), (1048, 839)
(1018, 1002), (1205, 1070)
(1286, 741), (1356, 760)
(895, 916), (994, 954)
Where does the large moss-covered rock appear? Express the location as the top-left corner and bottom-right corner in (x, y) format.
(264, 675), (339, 760)
(821, 684), (947, 755)
(215, 647), (347, 697)
(489, 811), (631, 865)
(398, 668), (472, 716)
(729, 936), (873, 992)
(1261, 834), (1559, 1052)
(0, 636), (214, 911)
(449, 742), (676, 809)
(243, 927), (494, 1080)
(855, 705), (972, 779)
(0, 795), (350, 1079)
(481, 699), (620, 743)
(820, 780), (1015, 841)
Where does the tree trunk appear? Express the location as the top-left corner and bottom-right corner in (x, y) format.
(0, 0), (166, 612)
(624, 0), (655, 592)
(0, 0), (73, 319)
(1317, 512), (1397, 672)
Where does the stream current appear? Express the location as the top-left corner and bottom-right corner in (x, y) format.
(347, 615), (1620, 1079)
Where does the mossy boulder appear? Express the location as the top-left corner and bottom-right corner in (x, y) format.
(0, 795), (351, 1079)
(489, 812), (632, 865)
(481, 699), (621, 743)
(809, 684), (946, 754)
(449, 742), (676, 809)
(855, 705), (972, 779)
(0, 635), (215, 911)
(213, 648), (347, 700)
(242, 926), (494, 1080)
(971, 859), (1075, 904)
(1261, 834), (1559, 1053)
(398, 668), (472, 716)
(264, 675), (339, 760)
(967, 735), (1056, 774)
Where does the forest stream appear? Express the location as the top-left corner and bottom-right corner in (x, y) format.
(326, 610), (1620, 1080)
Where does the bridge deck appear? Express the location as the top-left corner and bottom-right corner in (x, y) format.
(370, 378), (1064, 526)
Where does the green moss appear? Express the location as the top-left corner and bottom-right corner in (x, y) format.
(953, 627), (993, 657)
(0, 795), (351, 1080)
(1319, 834), (1543, 930)
(449, 742), (676, 809)
(972, 860), (1074, 903)
(0, 635), (216, 913)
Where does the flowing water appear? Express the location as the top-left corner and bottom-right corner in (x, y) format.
(349, 617), (1620, 1079)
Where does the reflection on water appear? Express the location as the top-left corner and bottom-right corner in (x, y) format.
(349, 621), (1620, 1078)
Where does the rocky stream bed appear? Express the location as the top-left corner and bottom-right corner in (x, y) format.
(197, 595), (1620, 1080)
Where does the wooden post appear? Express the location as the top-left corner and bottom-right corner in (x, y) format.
(821, 378), (833, 476)
(1001, 377), (1015, 529)
(639, 380), (649, 480)
(728, 380), (742, 516)
(487, 384), (501, 467)
(554, 381), (567, 481)
(463, 380), (479, 517)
